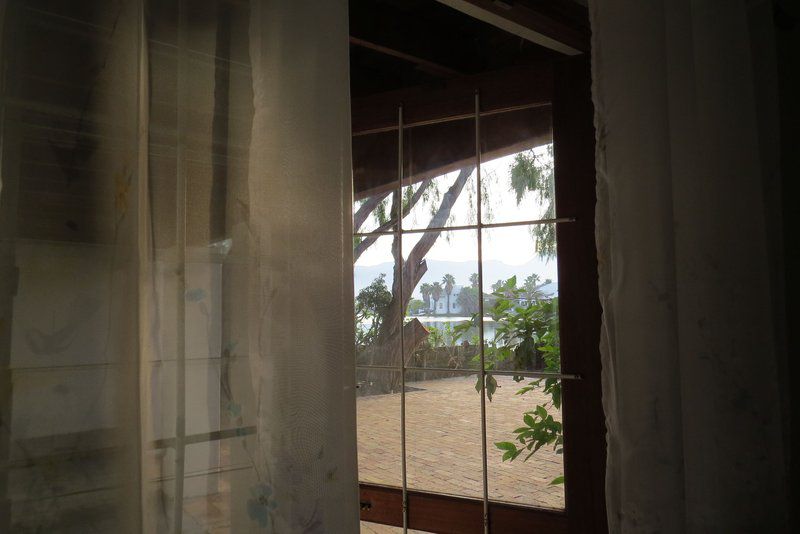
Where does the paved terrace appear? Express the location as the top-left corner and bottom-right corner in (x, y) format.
(357, 375), (564, 511)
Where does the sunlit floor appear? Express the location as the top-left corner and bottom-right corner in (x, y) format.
(357, 374), (565, 510)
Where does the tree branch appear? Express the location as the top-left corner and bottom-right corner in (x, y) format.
(353, 191), (390, 232)
(402, 166), (474, 294)
(353, 177), (434, 262)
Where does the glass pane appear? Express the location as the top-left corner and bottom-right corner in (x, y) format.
(180, 438), (256, 532)
(353, 130), (398, 233)
(481, 224), (560, 374)
(356, 369), (402, 488)
(355, 235), (399, 367)
(402, 118), (477, 230)
(403, 230), (480, 370)
(486, 377), (565, 509)
(480, 107), (554, 224)
(405, 370), (483, 499)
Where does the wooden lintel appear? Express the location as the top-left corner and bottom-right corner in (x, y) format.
(351, 62), (553, 135)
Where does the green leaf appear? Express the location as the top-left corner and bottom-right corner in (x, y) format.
(495, 441), (517, 452)
(523, 414), (536, 428)
(486, 374), (498, 401)
(549, 475), (565, 486)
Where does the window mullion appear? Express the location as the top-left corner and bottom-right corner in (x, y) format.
(474, 91), (491, 534)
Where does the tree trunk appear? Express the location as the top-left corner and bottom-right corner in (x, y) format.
(370, 166), (474, 390)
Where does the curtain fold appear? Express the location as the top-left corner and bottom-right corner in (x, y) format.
(590, 0), (788, 531)
(0, 0), (358, 532)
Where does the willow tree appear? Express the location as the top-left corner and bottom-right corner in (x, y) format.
(354, 142), (555, 390)
(354, 166), (474, 388)
(509, 144), (556, 256)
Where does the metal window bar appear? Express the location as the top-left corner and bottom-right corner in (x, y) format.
(397, 105), (410, 533)
(356, 364), (580, 381)
(474, 91), (491, 534)
(357, 95), (579, 533)
(353, 216), (576, 237)
(352, 101), (552, 137)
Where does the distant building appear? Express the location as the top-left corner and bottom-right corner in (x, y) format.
(423, 284), (466, 315)
(420, 281), (558, 315)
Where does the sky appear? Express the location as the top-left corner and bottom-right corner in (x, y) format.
(354, 146), (559, 297)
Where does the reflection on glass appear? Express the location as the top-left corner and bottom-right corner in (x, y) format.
(354, 235), (398, 367)
(402, 230), (479, 370)
(147, 456), (258, 533)
(179, 437), (257, 531)
(481, 224), (559, 374)
(405, 371), (483, 499)
(402, 118), (477, 230)
(356, 369), (402, 488)
(485, 377), (565, 509)
(480, 107), (554, 224)
(147, 354), (254, 438)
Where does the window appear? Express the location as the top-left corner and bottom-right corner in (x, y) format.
(352, 59), (605, 533)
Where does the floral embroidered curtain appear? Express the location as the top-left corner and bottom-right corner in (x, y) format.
(0, 0), (358, 532)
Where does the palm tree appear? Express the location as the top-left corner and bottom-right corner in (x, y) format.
(442, 274), (456, 315)
(431, 282), (443, 315)
(420, 282), (433, 313)
(469, 272), (479, 288)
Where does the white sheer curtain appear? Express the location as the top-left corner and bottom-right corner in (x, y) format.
(0, 0), (358, 532)
(589, 0), (788, 531)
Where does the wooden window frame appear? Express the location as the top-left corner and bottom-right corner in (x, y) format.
(353, 56), (606, 534)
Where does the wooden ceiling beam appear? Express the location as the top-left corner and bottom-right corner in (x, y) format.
(349, 0), (476, 78)
(349, 36), (464, 78)
(351, 62), (555, 199)
(435, 0), (589, 55)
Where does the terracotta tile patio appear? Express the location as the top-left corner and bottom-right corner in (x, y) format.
(357, 374), (565, 510)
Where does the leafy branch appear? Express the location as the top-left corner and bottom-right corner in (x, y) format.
(454, 275), (563, 485)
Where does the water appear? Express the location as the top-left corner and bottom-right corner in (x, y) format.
(413, 316), (498, 344)
(356, 316), (499, 346)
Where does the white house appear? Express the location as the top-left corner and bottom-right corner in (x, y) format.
(424, 284), (466, 315)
